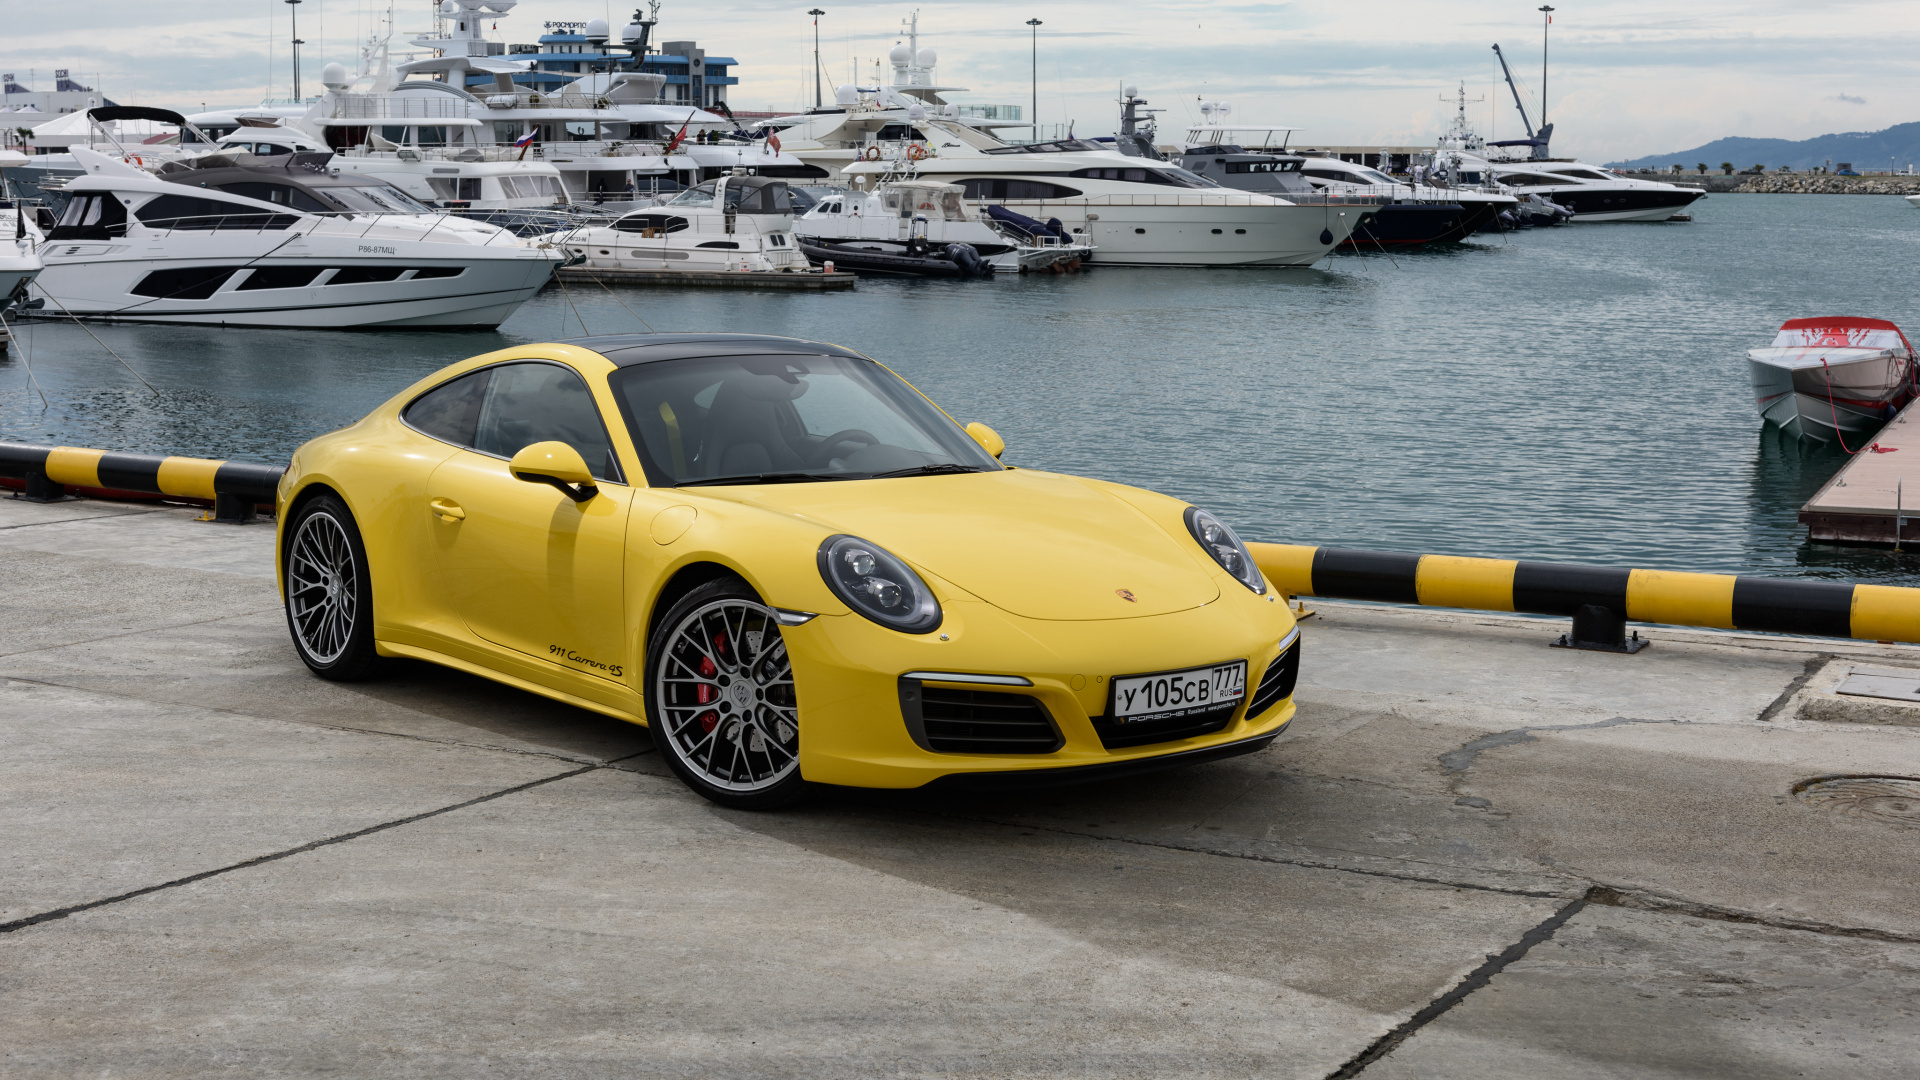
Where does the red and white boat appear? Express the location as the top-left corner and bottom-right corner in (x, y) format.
(1747, 317), (1916, 443)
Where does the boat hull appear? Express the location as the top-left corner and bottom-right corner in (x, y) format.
(970, 197), (1366, 266)
(1341, 202), (1470, 248)
(1749, 353), (1911, 443)
(28, 253), (557, 329)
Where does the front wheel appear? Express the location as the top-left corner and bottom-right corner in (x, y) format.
(646, 578), (807, 809)
(283, 493), (381, 682)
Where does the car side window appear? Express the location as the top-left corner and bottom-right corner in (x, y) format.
(403, 368), (491, 447)
(471, 362), (621, 482)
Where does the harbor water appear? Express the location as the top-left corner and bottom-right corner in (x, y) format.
(5, 192), (1919, 582)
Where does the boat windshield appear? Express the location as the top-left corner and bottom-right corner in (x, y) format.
(1352, 166), (1397, 185)
(325, 184), (435, 214)
(607, 353), (1002, 486)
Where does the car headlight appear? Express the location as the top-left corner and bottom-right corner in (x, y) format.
(1184, 507), (1267, 595)
(817, 534), (943, 634)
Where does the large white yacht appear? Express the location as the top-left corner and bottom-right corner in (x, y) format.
(1476, 160), (1705, 222)
(755, 15), (1021, 177)
(25, 148), (561, 328)
(839, 117), (1371, 266)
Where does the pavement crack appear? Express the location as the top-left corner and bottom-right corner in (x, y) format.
(1440, 716), (1676, 773)
(0, 765), (600, 937)
(0, 608), (284, 659)
(1586, 883), (1920, 944)
(950, 815), (1583, 900)
(0, 673), (626, 767)
(1756, 653), (1832, 723)
(1326, 893), (1590, 1078)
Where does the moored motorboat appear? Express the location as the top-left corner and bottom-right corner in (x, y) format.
(533, 174), (808, 273)
(793, 180), (1090, 275)
(1748, 317), (1916, 443)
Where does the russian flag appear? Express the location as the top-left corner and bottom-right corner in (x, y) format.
(514, 130), (536, 148)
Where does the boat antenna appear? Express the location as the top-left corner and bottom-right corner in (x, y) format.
(1540, 6), (1553, 132)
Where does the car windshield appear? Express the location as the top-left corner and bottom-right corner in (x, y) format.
(607, 353), (1002, 485)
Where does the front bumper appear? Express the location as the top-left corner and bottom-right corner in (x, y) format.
(781, 594), (1299, 789)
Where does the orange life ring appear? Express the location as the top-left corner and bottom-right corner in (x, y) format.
(124, 155), (144, 167)
(907, 144), (929, 161)
(863, 146), (881, 161)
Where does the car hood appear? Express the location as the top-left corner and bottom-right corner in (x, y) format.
(693, 469), (1221, 621)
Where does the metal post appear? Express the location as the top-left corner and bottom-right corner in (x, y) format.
(1538, 5), (1553, 129)
(287, 0), (304, 102)
(1027, 18), (1042, 140)
(809, 9), (825, 109)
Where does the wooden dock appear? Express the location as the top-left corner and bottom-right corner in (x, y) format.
(1800, 400), (1920, 544)
(555, 267), (856, 290)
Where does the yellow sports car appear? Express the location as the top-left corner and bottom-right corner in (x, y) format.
(276, 334), (1299, 807)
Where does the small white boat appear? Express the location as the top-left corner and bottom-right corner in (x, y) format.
(1748, 317), (1916, 442)
(1906, 194), (1920, 209)
(535, 174), (809, 273)
(795, 180), (1092, 275)
(1, 194), (45, 324)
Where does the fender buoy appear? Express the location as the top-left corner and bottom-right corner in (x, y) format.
(907, 144), (929, 161)
(864, 146), (881, 161)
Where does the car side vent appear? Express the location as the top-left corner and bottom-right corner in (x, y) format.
(1246, 638), (1301, 720)
(899, 679), (1063, 754)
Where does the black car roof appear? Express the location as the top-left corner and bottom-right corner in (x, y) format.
(562, 333), (867, 366)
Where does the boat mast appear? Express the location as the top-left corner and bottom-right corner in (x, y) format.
(1539, 5), (1553, 132)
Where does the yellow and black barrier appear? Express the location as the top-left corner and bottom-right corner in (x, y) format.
(0, 442), (283, 523)
(1248, 543), (1920, 650)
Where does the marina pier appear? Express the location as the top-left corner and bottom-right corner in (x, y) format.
(4, 491), (1919, 1075)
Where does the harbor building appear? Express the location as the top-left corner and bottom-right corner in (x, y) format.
(497, 23), (736, 110)
(1, 70), (115, 115)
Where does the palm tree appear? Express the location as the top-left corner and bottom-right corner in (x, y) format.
(1697, 162), (1707, 174)
(1720, 162), (1734, 175)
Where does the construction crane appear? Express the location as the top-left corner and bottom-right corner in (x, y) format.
(1489, 43), (1552, 160)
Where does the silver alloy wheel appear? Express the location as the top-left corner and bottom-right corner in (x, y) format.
(287, 510), (358, 665)
(656, 599), (800, 792)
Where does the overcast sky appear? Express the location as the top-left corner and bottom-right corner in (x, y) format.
(5, 0), (1917, 161)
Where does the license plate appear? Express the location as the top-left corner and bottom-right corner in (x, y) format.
(1110, 661), (1246, 722)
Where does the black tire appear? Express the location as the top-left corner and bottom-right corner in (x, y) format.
(283, 493), (381, 682)
(645, 576), (808, 809)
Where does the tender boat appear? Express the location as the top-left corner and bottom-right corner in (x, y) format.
(1, 195), (45, 324)
(25, 148), (562, 329)
(1748, 317), (1917, 443)
(534, 173), (809, 273)
(794, 180), (1091, 275)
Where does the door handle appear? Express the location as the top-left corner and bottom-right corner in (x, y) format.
(429, 497), (466, 522)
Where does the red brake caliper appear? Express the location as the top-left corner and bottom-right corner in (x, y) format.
(696, 653), (719, 731)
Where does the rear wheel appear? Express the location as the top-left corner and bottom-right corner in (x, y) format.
(283, 493), (380, 682)
(646, 578), (806, 809)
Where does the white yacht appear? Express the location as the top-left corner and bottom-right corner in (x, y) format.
(534, 174), (807, 273)
(756, 17), (1021, 177)
(25, 148), (562, 328)
(795, 180), (1090, 273)
(839, 117), (1371, 266)
(1479, 160), (1704, 222)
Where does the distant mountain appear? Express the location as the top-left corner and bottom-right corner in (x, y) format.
(1611, 122), (1920, 172)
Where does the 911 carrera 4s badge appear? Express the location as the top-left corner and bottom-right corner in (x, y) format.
(1115, 589), (1138, 603)
(549, 645), (623, 678)
(1110, 660), (1246, 723)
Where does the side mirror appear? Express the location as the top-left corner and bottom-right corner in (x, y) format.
(509, 441), (598, 502)
(965, 422), (1005, 459)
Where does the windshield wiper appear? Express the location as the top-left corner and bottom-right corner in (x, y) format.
(866, 463), (991, 478)
(680, 471), (852, 487)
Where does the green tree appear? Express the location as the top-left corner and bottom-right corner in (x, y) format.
(1721, 162), (1734, 174)
(1697, 162), (1707, 174)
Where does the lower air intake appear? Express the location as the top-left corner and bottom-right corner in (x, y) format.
(899, 680), (1063, 754)
(1246, 639), (1301, 720)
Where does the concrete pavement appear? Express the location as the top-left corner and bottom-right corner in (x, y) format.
(3, 495), (1918, 1077)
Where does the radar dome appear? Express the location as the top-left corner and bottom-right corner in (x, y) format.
(1199, 101), (1215, 116)
(888, 43), (912, 65)
(834, 83), (859, 106)
(438, 0), (458, 15)
(584, 17), (609, 40)
(906, 103), (927, 121)
(320, 62), (350, 91)
(1218, 101), (1232, 115)
(1124, 85), (1138, 98)
(942, 103), (958, 117)
(621, 22), (647, 43)
(482, 0), (518, 9)
(915, 47), (937, 68)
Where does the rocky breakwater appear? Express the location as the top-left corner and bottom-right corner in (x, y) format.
(1735, 174), (1920, 195)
